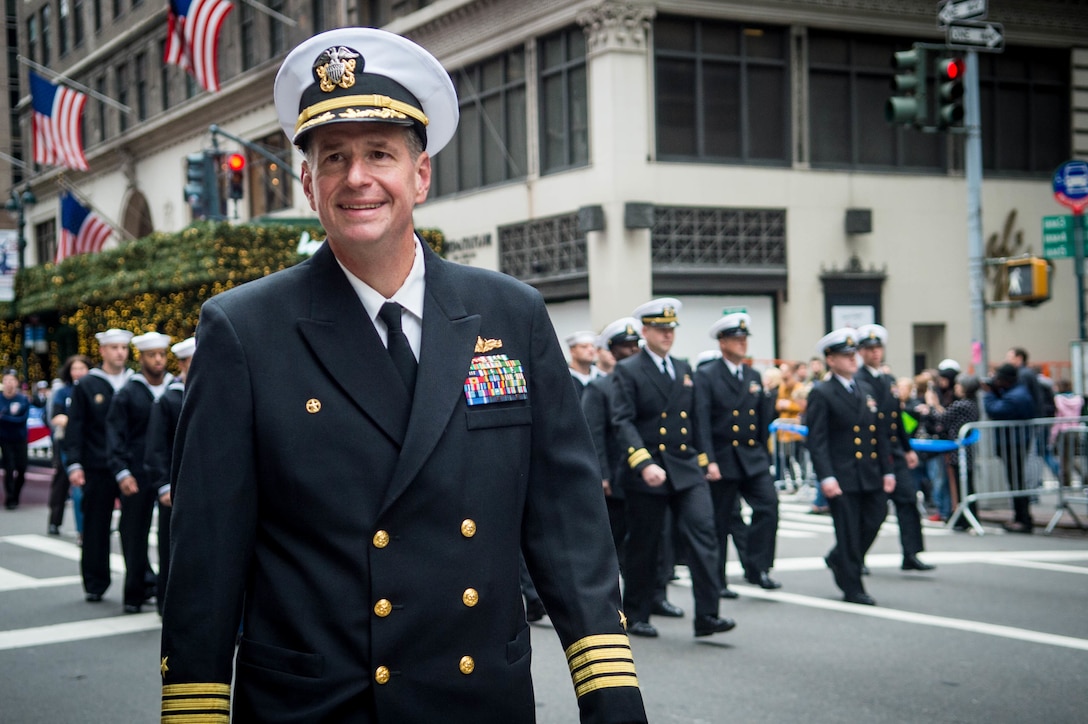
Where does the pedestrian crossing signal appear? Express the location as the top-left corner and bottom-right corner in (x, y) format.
(1006, 257), (1050, 305)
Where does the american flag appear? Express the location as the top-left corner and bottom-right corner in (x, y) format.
(164, 0), (234, 93)
(29, 72), (90, 172)
(57, 193), (113, 263)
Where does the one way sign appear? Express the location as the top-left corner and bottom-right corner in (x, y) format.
(937, 0), (987, 29)
(946, 20), (1005, 52)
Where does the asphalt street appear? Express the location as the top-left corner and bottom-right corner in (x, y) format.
(1, 466), (1086, 723)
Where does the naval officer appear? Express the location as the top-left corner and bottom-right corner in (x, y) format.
(160, 27), (645, 724)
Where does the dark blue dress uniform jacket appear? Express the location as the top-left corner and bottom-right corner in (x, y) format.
(160, 242), (645, 724)
(805, 378), (892, 492)
(693, 360), (775, 479)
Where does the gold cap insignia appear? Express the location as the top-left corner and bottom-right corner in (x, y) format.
(846, 336), (855, 346)
(315, 46), (360, 93)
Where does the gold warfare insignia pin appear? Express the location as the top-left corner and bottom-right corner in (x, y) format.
(316, 45), (360, 93)
(474, 336), (503, 354)
(306, 398), (321, 414)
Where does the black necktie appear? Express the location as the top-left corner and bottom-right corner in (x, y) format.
(378, 302), (417, 394)
(736, 365), (744, 382)
(660, 359), (669, 377)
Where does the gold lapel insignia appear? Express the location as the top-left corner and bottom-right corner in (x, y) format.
(306, 398), (322, 414)
(474, 336), (503, 354)
(316, 46), (359, 92)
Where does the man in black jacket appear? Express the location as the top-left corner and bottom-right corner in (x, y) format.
(695, 312), (781, 591)
(611, 298), (736, 639)
(806, 328), (895, 605)
(108, 331), (175, 614)
(855, 324), (933, 572)
(65, 328), (134, 603)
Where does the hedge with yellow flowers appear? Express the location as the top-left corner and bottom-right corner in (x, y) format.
(0, 222), (445, 380)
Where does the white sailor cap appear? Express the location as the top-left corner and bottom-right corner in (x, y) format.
(695, 349), (723, 368)
(598, 317), (642, 348)
(94, 328), (133, 346)
(817, 328), (859, 356)
(855, 324), (888, 348)
(132, 332), (172, 352)
(171, 337), (196, 360)
(274, 28), (459, 155)
(937, 358), (961, 372)
(565, 330), (597, 347)
(709, 312), (751, 339)
(632, 298), (682, 328)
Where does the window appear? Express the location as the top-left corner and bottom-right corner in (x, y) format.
(116, 62), (129, 133)
(240, 2), (256, 70)
(498, 212), (586, 284)
(159, 40), (170, 110)
(269, 0), (285, 55)
(808, 31), (943, 170)
(248, 132), (294, 217)
(58, 0), (69, 56)
(26, 17), (37, 64)
(311, 0), (326, 32)
(40, 6), (52, 66)
(95, 75), (107, 141)
(655, 16), (790, 164)
(73, 0), (84, 46)
(539, 27), (588, 174)
(112, 0), (121, 20)
(432, 47), (527, 197)
(92, 0), (101, 32)
(135, 52), (148, 120)
(35, 219), (57, 267)
(979, 47), (1069, 176)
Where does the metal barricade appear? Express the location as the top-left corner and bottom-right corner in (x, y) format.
(768, 419), (816, 494)
(947, 416), (1088, 535)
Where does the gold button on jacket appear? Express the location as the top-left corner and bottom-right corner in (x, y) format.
(459, 656), (475, 675)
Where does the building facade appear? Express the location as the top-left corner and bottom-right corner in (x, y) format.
(4, 0), (1088, 376)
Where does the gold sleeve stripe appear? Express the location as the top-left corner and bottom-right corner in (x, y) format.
(697, 453), (709, 467)
(571, 661), (638, 686)
(564, 634), (631, 659)
(160, 715), (229, 723)
(627, 448), (651, 468)
(162, 684), (231, 697)
(162, 697), (230, 712)
(574, 674), (641, 698)
(567, 646), (635, 672)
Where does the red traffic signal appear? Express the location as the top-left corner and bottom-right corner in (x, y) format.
(938, 57), (964, 81)
(227, 153), (246, 172)
(227, 153), (245, 200)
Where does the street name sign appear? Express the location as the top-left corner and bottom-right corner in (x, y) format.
(937, 0), (987, 29)
(946, 20), (1005, 52)
(1042, 215), (1088, 259)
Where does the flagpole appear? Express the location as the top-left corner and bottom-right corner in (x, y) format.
(55, 176), (134, 243)
(17, 55), (133, 115)
(237, 0), (298, 27)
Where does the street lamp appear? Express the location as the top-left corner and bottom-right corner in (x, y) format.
(5, 186), (37, 378)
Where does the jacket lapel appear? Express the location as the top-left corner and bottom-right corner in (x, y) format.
(639, 350), (673, 401)
(297, 243), (411, 445)
(381, 247), (481, 512)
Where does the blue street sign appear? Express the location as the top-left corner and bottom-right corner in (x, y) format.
(1053, 160), (1088, 212)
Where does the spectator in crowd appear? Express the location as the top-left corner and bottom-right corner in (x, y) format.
(983, 363), (1038, 534)
(920, 374), (981, 531)
(1, 370), (30, 510)
(774, 361), (808, 488)
(1049, 379), (1083, 488)
(936, 359), (960, 408)
(47, 355), (93, 537)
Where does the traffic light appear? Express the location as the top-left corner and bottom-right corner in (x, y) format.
(885, 44), (927, 127)
(184, 153), (210, 218)
(935, 56), (965, 128)
(1006, 257), (1050, 305)
(227, 153), (246, 200)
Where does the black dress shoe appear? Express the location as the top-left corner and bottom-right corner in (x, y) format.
(694, 615), (736, 637)
(85, 593), (103, 603)
(861, 565), (871, 576)
(651, 600), (684, 618)
(746, 572), (782, 590)
(628, 621), (659, 638)
(123, 604), (142, 614)
(844, 592), (877, 606)
(901, 555), (936, 571)
(1002, 521), (1034, 534)
(719, 587), (739, 600)
(525, 598), (546, 622)
(48, 525), (61, 535)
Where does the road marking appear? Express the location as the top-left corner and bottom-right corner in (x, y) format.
(0, 612), (160, 651)
(984, 558), (1088, 575)
(735, 585), (1088, 652)
(2, 534), (125, 572)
